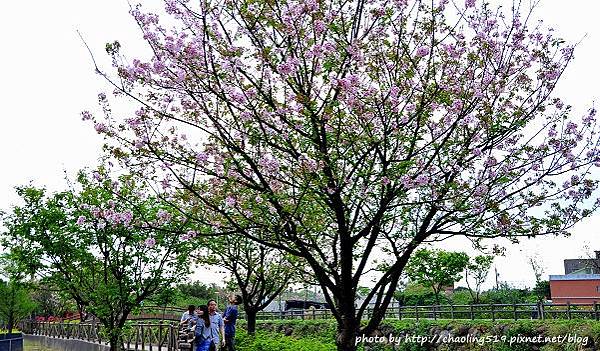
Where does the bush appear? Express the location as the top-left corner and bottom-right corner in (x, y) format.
(396, 284), (441, 306)
(450, 290), (474, 305)
(235, 329), (336, 351)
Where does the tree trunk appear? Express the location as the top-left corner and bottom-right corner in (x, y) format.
(434, 292), (441, 306)
(105, 320), (124, 351)
(77, 302), (86, 322)
(7, 313), (14, 333)
(108, 330), (124, 351)
(336, 314), (360, 351)
(109, 335), (120, 351)
(246, 308), (257, 335)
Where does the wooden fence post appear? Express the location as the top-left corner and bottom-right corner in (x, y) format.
(415, 304), (419, 321)
(135, 323), (140, 351)
(513, 303), (517, 320)
(491, 304), (495, 322)
(595, 302), (599, 321)
(450, 304), (454, 320)
(567, 302), (571, 320)
(158, 321), (163, 351)
(142, 323), (147, 351)
(470, 305), (474, 320)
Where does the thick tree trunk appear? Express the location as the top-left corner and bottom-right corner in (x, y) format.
(108, 332), (118, 351)
(336, 314), (360, 351)
(246, 309), (257, 335)
(108, 330), (124, 351)
(104, 318), (124, 351)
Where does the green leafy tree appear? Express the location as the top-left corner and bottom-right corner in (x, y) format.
(405, 249), (469, 305)
(533, 280), (551, 302)
(394, 283), (439, 306)
(0, 279), (36, 333)
(175, 281), (220, 304)
(483, 283), (530, 304)
(465, 255), (494, 303)
(198, 235), (295, 334)
(1, 171), (194, 350)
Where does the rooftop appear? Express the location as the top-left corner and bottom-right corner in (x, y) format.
(549, 274), (600, 281)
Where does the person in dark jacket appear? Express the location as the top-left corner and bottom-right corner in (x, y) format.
(223, 294), (243, 351)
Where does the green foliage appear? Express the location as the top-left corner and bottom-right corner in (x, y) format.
(0, 278), (36, 333)
(157, 281), (221, 308)
(532, 281), (551, 302)
(396, 281), (547, 307)
(405, 249), (470, 304)
(450, 289), (475, 305)
(237, 320), (337, 349)
(235, 330), (336, 351)
(231, 320), (600, 351)
(395, 283), (439, 306)
(197, 233), (294, 334)
(0, 170), (195, 349)
(482, 284), (532, 304)
(29, 283), (76, 319)
(176, 281), (219, 301)
(465, 255), (494, 304)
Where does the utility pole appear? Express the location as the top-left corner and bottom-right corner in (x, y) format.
(304, 284), (308, 309)
(495, 266), (500, 290)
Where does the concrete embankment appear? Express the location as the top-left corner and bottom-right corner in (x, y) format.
(23, 335), (109, 351)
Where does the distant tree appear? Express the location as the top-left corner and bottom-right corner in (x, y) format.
(528, 255), (546, 283)
(29, 283), (77, 319)
(176, 281), (219, 303)
(465, 255), (494, 303)
(1, 170), (194, 351)
(0, 279), (36, 333)
(405, 249), (469, 305)
(394, 283), (439, 306)
(483, 283), (530, 304)
(450, 289), (475, 305)
(532, 280), (551, 302)
(197, 234), (295, 334)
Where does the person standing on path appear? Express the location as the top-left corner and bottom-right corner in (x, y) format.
(205, 299), (225, 350)
(195, 305), (212, 351)
(180, 305), (197, 330)
(223, 294), (242, 351)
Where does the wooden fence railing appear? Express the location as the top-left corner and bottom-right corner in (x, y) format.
(46, 305), (187, 323)
(21, 321), (179, 351)
(249, 302), (600, 321)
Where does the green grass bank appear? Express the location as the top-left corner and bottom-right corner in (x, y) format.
(235, 319), (600, 350)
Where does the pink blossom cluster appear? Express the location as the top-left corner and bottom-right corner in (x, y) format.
(81, 0), (600, 241)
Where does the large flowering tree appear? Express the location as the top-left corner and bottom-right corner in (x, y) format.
(87, 0), (600, 349)
(1, 170), (194, 351)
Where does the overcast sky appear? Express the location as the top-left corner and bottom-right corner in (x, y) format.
(1, 1), (599, 289)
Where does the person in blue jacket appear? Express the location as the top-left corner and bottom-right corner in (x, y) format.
(223, 294), (243, 351)
(194, 305), (213, 351)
